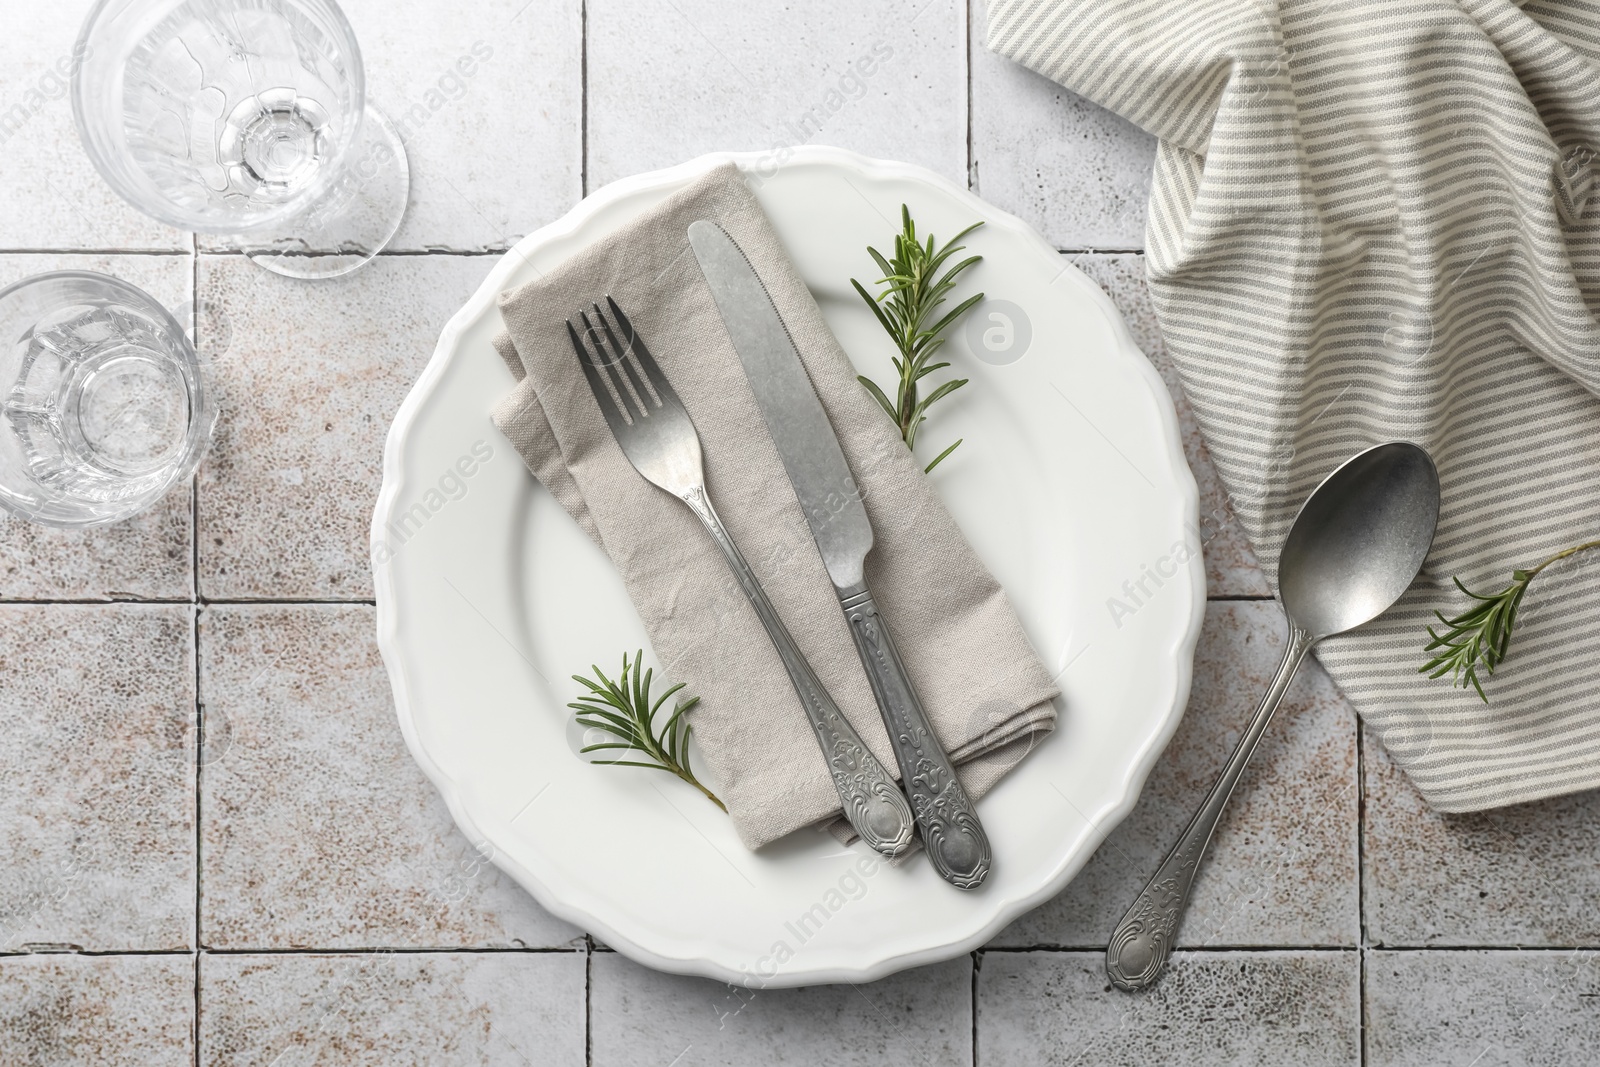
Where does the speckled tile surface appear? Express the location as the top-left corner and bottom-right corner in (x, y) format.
(199, 604), (581, 949)
(587, 0), (969, 189)
(1363, 727), (1600, 947)
(970, 2), (1156, 251)
(350, 0), (584, 252)
(200, 951), (586, 1066)
(0, 954), (194, 1066)
(991, 600), (1358, 949)
(977, 950), (1361, 1067)
(1367, 950), (1600, 1067)
(196, 255), (494, 599)
(0, 605), (194, 952)
(590, 952), (972, 1067)
(2, 4), (1594, 1062)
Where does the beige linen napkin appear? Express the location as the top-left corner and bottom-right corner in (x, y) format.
(489, 165), (1059, 849)
(986, 0), (1600, 810)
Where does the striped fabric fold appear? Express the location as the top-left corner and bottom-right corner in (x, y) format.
(987, 0), (1600, 811)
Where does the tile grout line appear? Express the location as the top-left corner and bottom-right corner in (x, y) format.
(584, 935), (594, 1067)
(581, 6), (592, 1059)
(3, 943), (1595, 958)
(965, 21), (977, 1067)
(191, 603), (203, 1063)
(0, 598), (378, 606)
(1356, 715), (1369, 1067)
(580, 0), (589, 199)
(0, 248), (193, 256)
(192, 950), (201, 1064)
(965, 0), (975, 194)
(970, 951), (980, 1067)
(0, 945), (594, 959)
(190, 229), (203, 1067)
(198, 248), (516, 257)
(0, 247), (519, 258)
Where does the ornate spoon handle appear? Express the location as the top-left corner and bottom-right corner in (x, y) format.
(838, 581), (991, 890)
(680, 487), (915, 858)
(1106, 622), (1314, 989)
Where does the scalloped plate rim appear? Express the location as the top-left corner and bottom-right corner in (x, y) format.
(372, 146), (1205, 986)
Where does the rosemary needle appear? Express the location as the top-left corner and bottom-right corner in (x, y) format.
(853, 205), (984, 473)
(569, 650), (725, 811)
(1422, 539), (1600, 701)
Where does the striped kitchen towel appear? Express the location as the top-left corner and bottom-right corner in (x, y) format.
(986, 0), (1600, 811)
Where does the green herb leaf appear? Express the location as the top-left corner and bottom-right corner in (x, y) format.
(1421, 540), (1600, 701)
(569, 651), (725, 810)
(851, 206), (985, 472)
(924, 438), (963, 473)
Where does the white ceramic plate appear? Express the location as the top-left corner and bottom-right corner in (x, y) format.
(373, 147), (1203, 986)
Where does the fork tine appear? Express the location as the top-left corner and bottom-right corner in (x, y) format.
(591, 301), (658, 412)
(582, 307), (647, 423)
(606, 296), (679, 410)
(567, 317), (635, 430)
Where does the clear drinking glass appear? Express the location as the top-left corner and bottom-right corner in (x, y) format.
(72, 0), (408, 278)
(0, 272), (214, 527)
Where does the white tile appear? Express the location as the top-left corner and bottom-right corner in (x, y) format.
(588, 0), (967, 190)
(200, 605), (583, 949)
(201, 951), (587, 1066)
(979, 950), (1360, 1067)
(0, 7), (188, 250)
(196, 254), (494, 598)
(1368, 950), (1600, 1067)
(0, 954), (193, 1065)
(1364, 726), (1600, 946)
(591, 952), (971, 1066)
(0, 605), (194, 952)
(970, 0), (1156, 249)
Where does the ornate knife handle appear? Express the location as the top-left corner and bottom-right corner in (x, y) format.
(1105, 624), (1313, 989)
(838, 582), (991, 890)
(680, 487), (915, 858)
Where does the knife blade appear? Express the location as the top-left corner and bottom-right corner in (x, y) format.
(685, 220), (875, 589)
(687, 219), (992, 889)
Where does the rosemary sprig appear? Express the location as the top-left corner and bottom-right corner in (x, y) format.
(1422, 540), (1600, 701)
(852, 205), (984, 473)
(569, 651), (725, 811)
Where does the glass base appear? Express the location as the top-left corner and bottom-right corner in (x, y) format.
(234, 104), (410, 279)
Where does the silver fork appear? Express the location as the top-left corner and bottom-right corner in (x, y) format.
(567, 297), (915, 858)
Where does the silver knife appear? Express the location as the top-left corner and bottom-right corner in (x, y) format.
(687, 219), (992, 890)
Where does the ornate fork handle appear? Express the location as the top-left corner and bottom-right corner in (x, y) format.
(1105, 624), (1313, 989)
(679, 486), (915, 858)
(838, 582), (991, 889)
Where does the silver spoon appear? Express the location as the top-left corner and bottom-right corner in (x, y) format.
(1105, 441), (1439, 990)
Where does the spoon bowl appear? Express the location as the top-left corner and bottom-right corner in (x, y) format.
(1279, 442), (1441, 638)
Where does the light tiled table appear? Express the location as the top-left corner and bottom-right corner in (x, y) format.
(4, 2), (1597, 1064)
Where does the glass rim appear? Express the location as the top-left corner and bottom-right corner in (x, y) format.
(0, 269), (194, 345)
